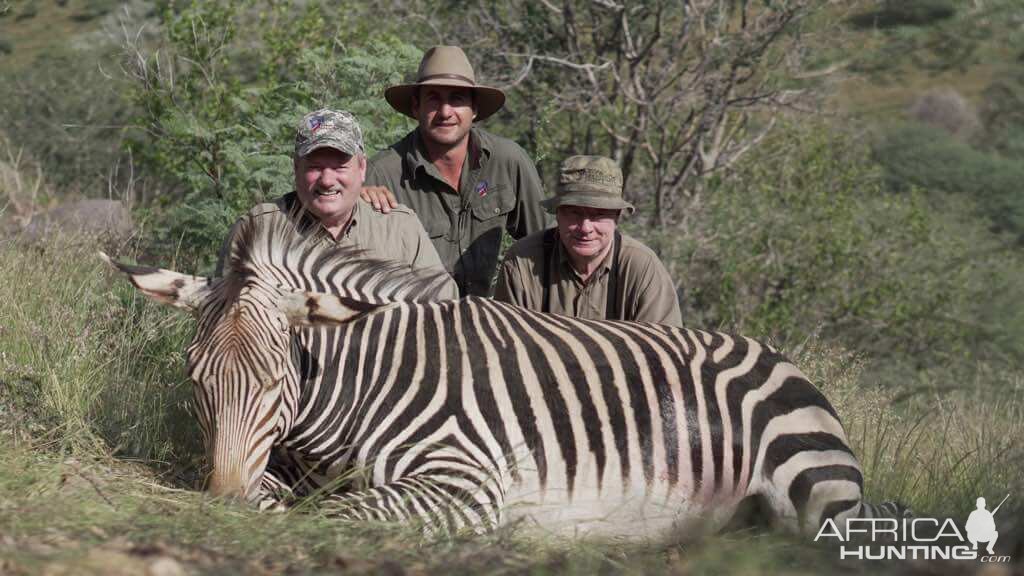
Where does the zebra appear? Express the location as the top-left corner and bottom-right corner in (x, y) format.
(103, 209), (907, 539)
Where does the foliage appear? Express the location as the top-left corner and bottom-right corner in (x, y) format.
(846, 0), (1020, 76)
(0, 44), (134, 198)
(873, 121), (1024, 240)
(402, 0), (835, 227)
(636, 121), (1024, 373)
(70, 0), (119, 22)
(848, 0), (956, 29)
(125, 0), (418, 271)
(980, 70), (1024, 160)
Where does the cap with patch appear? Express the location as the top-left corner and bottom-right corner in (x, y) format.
(294, 109), (364, 158)
(540, 155), (635, 215)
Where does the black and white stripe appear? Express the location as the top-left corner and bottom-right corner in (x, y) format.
(108, 209), (907, 537)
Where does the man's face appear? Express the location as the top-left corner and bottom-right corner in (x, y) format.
(412, 86), (476, 148)
(556, 205), (620, 261)
(294, 147), (366, 226)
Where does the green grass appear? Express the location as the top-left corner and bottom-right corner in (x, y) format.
(0, 234), (1021, 574)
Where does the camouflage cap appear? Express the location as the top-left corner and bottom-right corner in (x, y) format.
(294, 109), (364, 158)
(540, 155), (635, 215)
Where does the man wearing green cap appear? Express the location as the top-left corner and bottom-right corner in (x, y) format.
(217, 109), (457, 299)
(494, 155), (682, 326)
(362, 45), (547, 297)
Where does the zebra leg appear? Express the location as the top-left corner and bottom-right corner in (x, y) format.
(320, 474), (502, 534)
(255, 469), (294, 512)
(754, 447), (912, 534)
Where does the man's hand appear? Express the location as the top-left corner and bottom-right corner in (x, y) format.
(360, 186), (398, 213)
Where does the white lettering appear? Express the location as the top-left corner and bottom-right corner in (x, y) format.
(935, 518), (965, 541)
(814, 518), (844, 542)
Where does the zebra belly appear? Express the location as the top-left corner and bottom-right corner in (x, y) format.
(498, 451), (741, 539)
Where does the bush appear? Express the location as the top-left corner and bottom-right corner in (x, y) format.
(634, 121), (1024, 374)
(848, 0), (956, 29)
(15, 3), (38, 21)
(0, 45), (134, 200)
(0, 38), (12, 55)
(873, 122), (1024, 239)
(907, 87), (980, 139)
(126, 0), (418, 271)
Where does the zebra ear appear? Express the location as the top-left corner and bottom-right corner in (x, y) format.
(100, 252), (212, 313)
(280, 289), (382, 327)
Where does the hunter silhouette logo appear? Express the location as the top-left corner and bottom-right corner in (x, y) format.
(966, 494), (1009, 556)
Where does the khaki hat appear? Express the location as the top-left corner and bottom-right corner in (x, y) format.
(294, 109), (364, 158)
(540, 155), (635, 215)
(385, 46), (506, 122)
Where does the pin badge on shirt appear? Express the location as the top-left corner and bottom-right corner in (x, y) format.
(476, 180), (489, 198)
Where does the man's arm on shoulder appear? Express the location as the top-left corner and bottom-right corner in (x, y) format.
(362, 157), (399, 213)
(507, 145), (548, 240)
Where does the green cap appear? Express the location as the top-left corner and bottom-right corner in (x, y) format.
(540, 155), (635, 215)
(294, 109), (364, 158)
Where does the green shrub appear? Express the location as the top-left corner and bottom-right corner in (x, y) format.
(873, 122), (1024, 239)
(15, 3), (37, 21)
(634, 121), (1024, 374)
(70, 0), (116, 22)
(0, 38), (12, 55)
(127, 0), (418, 271)
(848, 0), (956, 29)
(0, 45), (133, 199)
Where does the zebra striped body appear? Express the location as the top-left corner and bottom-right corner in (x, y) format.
(106, 210), (903, 539)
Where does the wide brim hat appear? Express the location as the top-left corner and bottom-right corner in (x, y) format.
(540, 155), (636, 215)
(385, 45), (506, 122)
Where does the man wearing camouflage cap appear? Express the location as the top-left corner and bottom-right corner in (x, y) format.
(361, 45), (548, 297)
(494, 155), (681, 326)
(216, 109), (457, 299)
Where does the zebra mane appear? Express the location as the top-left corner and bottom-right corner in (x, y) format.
(222, 205), (451, 304)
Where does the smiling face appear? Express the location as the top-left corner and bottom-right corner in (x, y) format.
(556, 205), (621, 270)
(294, 147), (366, 231)
(412, 85), (476, 150)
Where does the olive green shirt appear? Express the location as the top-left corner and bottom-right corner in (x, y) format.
(494, 229), (682, 327)
(365, 127), (548, 297)
(217, 192), (458, 300)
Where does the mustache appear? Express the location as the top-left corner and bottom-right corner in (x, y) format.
(313, 184), (343, 195)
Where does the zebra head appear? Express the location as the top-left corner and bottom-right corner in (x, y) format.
(101, 253), (374, 502)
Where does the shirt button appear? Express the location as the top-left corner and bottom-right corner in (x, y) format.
(493, 208), (500, 214)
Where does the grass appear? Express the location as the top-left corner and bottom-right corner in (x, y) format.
(0, 234), (1021, 574)
(0, 0), (119, 74)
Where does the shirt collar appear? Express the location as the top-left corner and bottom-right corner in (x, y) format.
(404, 126), (492, 179)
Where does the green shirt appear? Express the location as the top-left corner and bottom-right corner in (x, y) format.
(217, 192), (458, 300)
(365, 127), (548, 297)
(494, 229), (682, 327)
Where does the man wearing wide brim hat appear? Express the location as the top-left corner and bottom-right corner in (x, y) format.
(494, 155), (682, 326)
(363, 45), (547, 298)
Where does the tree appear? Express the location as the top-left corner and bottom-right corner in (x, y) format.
(399, 0), (837, 227)
(120, 0), (420, 268)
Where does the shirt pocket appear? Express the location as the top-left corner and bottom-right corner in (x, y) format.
(470, 185), (515, 223)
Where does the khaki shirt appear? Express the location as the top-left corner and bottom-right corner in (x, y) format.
(217, 192), (458, 299)
(365, 127), (548, 297)
(494, 229), (682, 327)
